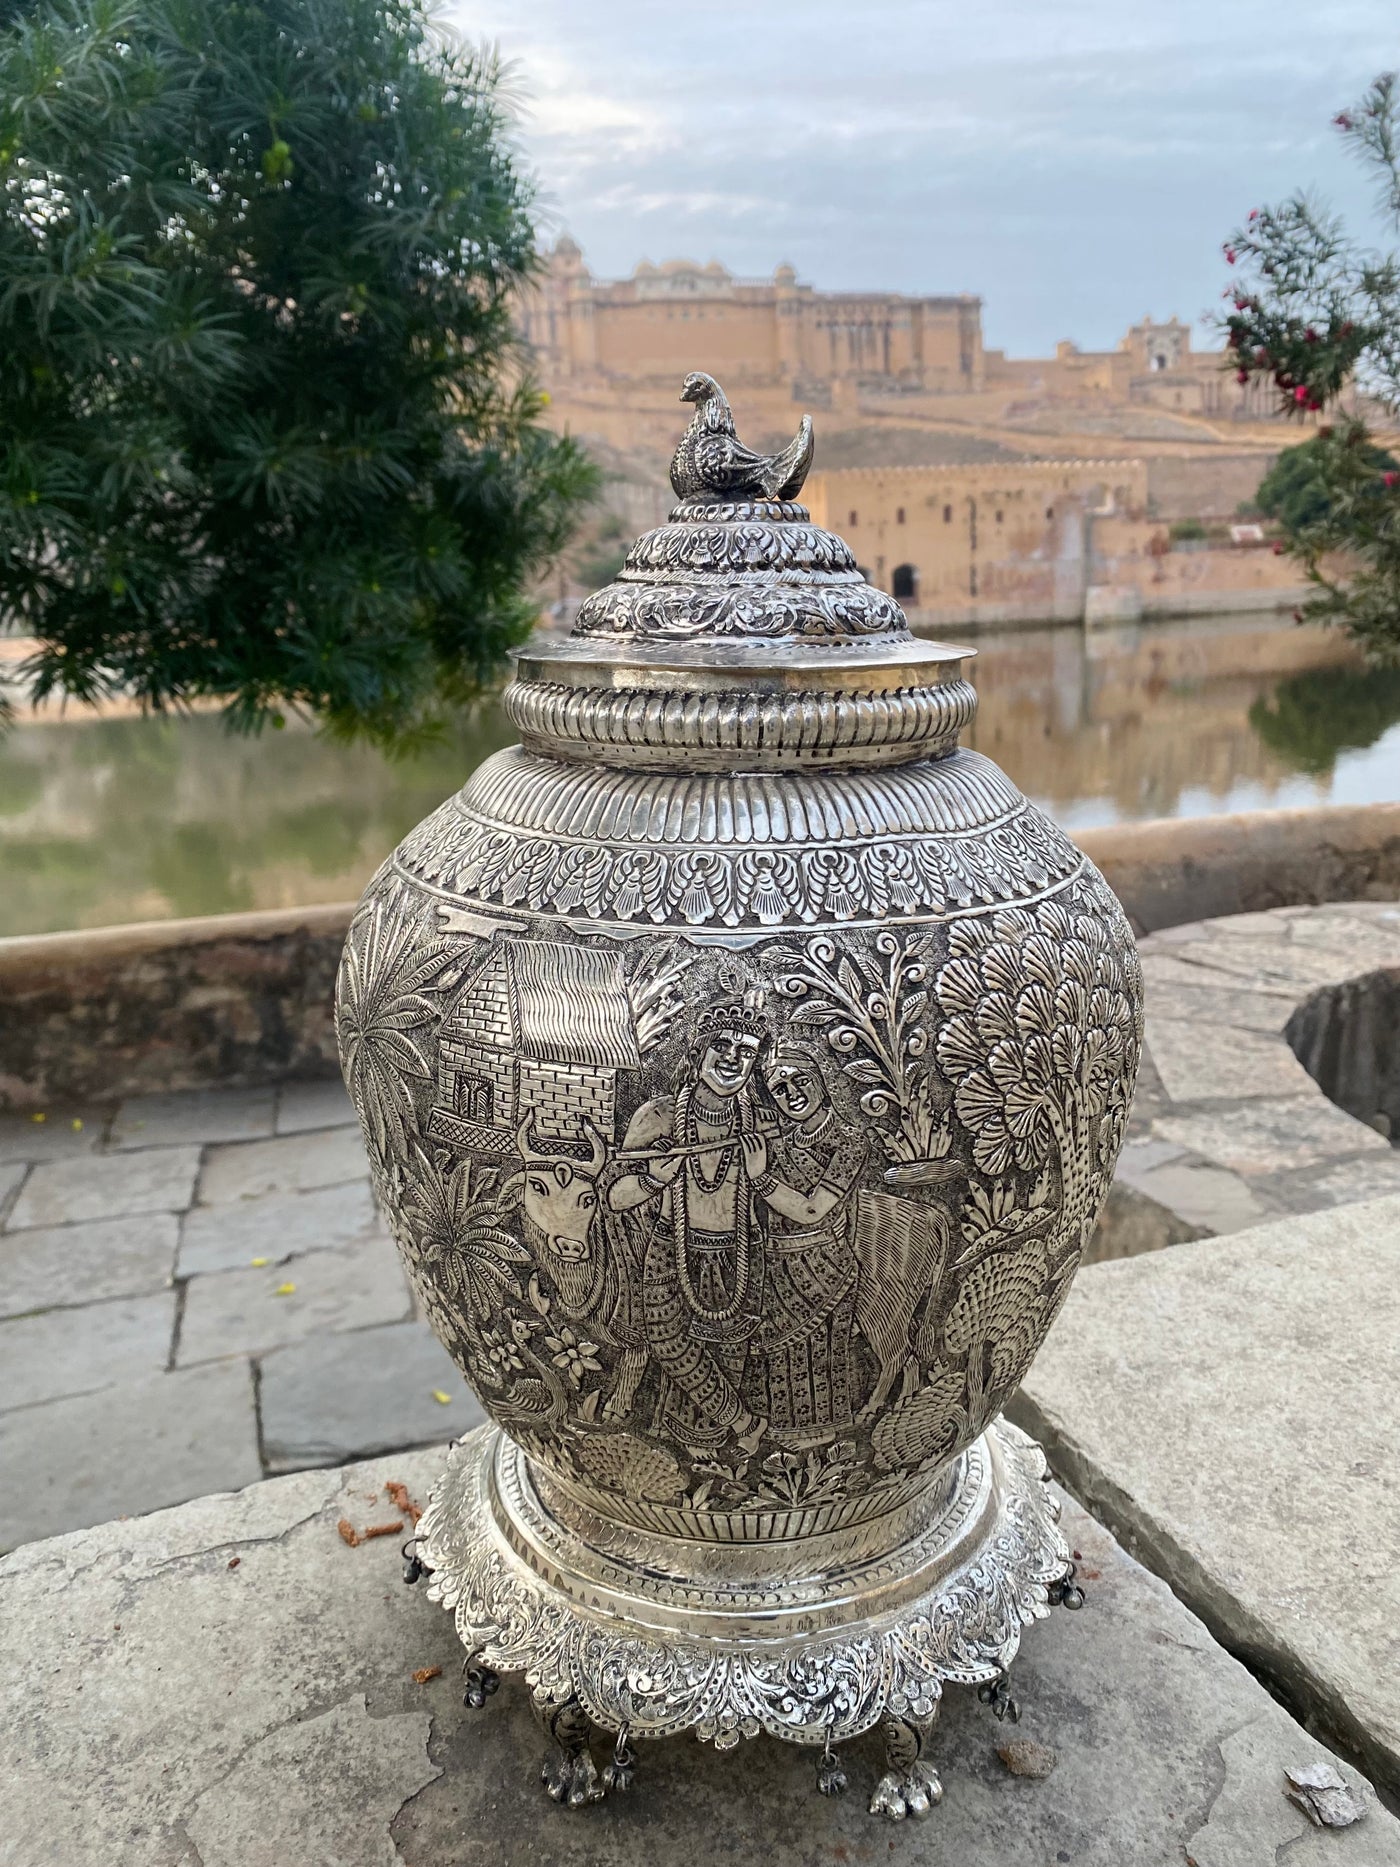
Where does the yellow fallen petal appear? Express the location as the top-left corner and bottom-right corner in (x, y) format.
(71, 1118), (83, 1131)
(250, 1257), (269, 1267)
(275, 1282), (296, 1296)
(30, 1112), (46, 1123)
(431, 1390), (451, 1406)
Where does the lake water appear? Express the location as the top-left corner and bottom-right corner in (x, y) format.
(1, 611), (1398, 937)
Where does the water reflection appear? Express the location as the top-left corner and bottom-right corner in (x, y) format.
(964, 612), (1400, 830)
(0, 613), (1397, 935)
(0, 707), (515, 936)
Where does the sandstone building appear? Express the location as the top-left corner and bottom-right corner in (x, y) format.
(527, 240), (1307, 627)
(523, 239), (1274, 419)
(521, 237), (984, 393)
(804, 459), (1306, 630)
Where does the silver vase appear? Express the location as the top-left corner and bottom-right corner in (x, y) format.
(337, 373), (1144, 1817)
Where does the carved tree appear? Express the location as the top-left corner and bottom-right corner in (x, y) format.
(777, 930), (949, 1165)
(933, 895), (1140, 1261)
(335, 897), (466, 1162)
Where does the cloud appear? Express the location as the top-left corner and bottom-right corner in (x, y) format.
(449, 0), (1398, 353)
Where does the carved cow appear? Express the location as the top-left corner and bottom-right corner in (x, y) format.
(499, 1117), (647, 1420)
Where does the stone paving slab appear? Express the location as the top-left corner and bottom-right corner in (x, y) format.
(1, 1452), (1394, 1867)
(0, 1360), (260, 1549)
(274, 1077), (357, 1134)
(0, 1290), (177, 1410)
(176, 1232), (414, 1366)
(1153, 1094), (1390, 1178)
(1268, 1150), (1400, 1213)
(1142, 1015), (1318, 1102)
(0, 1212), (178, 1318)
(1015, 1192), (1400, 1807)
(0, 1111), (102, 1166)
(1089, 902), (1400, 1254)
(110, 1086), (276, 1151)
(1113, 1148), (1272, 1235)
(8, 1144), (201, 1230)
(177, 1180), (381, 1278)
(0, 1080), (401, 1548)
(259, 1319), (484, 1472)
(197, 1125), (369, 1204)
(0, 1159), (24, 1225)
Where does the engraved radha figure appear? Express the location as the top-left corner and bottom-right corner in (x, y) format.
(752, 1044), (869, 1448)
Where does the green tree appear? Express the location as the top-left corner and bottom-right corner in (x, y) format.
(1249, 662), (1400, 775)
(1221, 72), (1400, 661)
(0, 0), (595, 747)
(1255, 432), (1399, 533)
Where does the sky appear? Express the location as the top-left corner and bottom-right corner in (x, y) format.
(444, 0), (1398, 357)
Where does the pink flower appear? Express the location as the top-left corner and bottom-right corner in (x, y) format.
(1384, 472), (1398, 489)
(1248, 208), (1260, 222)
(1236, 368), (1249, 384)
(1334, 112), (1354, 131)
(1272, 541), (1286, 555)
(1224, 246), (1237, 265)
(1293, 385), (1309, 404)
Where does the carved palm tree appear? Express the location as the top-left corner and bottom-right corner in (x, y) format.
(335, 897), (463, 1160)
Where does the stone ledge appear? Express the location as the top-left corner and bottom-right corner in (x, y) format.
(1088, 901), (1400, 1263)
(1014, 1192), (1400, 1809)
(1, 1448), (1395, 1866)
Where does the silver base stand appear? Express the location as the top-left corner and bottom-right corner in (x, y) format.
(416, 1417), (1077, 1818)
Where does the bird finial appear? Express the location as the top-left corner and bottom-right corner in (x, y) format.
(680, 371), (721, 406)
(669, 371), (814, 504)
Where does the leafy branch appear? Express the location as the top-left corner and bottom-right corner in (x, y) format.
(777, 929), (945, 1163)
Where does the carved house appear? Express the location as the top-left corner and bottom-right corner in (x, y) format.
(429, 939), (641, 1153)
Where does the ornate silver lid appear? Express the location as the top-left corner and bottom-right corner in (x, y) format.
(505, 373), (977, 774)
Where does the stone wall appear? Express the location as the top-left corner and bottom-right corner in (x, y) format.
(0, 905), (346, 1112)
(1144, 451), (1276, 520)
(1090, 513), (1309, 619)
(1, 805), (1397, 1112)
(1080, 802), (1400, 937)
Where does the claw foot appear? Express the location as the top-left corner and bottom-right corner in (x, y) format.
(869, 1762), (943, 1821)
(533, 1693), (606, 1810)
(541, 1746), (606, 1808)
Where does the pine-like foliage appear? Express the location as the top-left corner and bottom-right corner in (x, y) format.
(0, 0), (596, 745)
(1220, 73), (1400, 662)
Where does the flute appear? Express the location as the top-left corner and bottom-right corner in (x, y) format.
(613, 1124), (782, 1166)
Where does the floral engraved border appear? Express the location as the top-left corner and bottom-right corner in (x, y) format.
(391, 797), (1083, 930)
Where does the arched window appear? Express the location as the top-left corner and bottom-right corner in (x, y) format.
(891, 564), (918, 600)
(942, 504), (953, 523)
(848, 510), (859, 527)
(896, 506), (906, 525)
